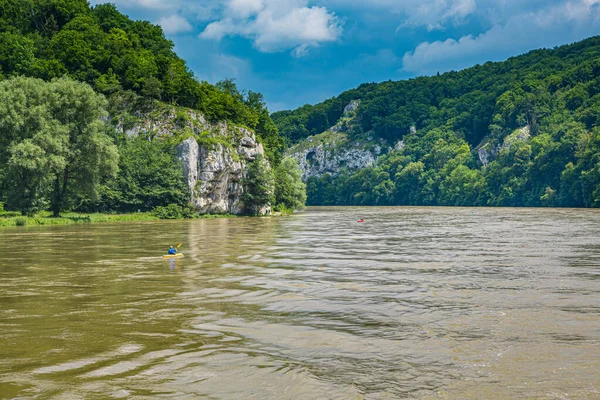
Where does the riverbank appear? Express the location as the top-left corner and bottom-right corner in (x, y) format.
(0, 211), (236, 227)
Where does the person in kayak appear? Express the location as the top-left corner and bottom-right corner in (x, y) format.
(168, 246), (178, 255)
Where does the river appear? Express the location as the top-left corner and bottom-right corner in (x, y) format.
(0, 207), (599, 399)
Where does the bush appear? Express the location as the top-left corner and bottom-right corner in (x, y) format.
(15, 217), (27, 226)
(0, 211), (21, 218)
(272, 204), (293, 215)
(152, 203), (197, 219)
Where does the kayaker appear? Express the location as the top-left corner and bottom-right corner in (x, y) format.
(168, 246), (177, 255)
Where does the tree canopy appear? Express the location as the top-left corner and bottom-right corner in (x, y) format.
(0, 0), (283, 161)
(277, 36), (600, 208)
(0, 76), (118, 215)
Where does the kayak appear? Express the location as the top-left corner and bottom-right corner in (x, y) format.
(162, 253), (184, 259)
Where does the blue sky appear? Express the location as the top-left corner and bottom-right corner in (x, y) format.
(90, 0), (600, 111)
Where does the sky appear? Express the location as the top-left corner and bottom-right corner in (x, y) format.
(89, 0), (600, 111)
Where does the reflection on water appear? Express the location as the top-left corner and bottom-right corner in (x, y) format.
(1, 207), (599, 399)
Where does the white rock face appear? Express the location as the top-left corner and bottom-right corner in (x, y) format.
(178, 128), (270, 215)
(122, 107), (270, 215)
(289, 142), (380, 181)
(286, 99), (382, 181)
(478, 125), (531, 168)
(329, 100), (361, 133)
(344, 100), (360, 115)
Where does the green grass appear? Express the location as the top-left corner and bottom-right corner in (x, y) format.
(288, 131), (349, 153)
(0, 211), (246, 227)
(0, 212), (159, 227)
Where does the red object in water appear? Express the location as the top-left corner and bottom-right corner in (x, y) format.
(357, 219), (365, 223)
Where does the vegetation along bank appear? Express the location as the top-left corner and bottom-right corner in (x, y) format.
(0, 0), (306, 222)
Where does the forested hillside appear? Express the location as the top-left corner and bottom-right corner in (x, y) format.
(0, 0), (298, 218)
(274, 37), (600, 207)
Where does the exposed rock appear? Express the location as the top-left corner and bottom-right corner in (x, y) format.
(478, 125), (531, 168)
(121, 105), (270, 215)
(287, 99), (385, 181)
(343, 100), (360, 116)
(287, 136), (381, 181)
(240, 136), (256, 148)
(329, 100), (361, 132)
(478, 146), (492, 168)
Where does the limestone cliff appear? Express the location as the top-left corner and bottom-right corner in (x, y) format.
(286, 100), (386, 180)
(114, 105), (269, 215)
(477, 126), (531, 168)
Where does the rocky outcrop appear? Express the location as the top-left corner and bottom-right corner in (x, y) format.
(478, 126), (531, 168)
(116, 105), (270, 215)
(287, 133), (383, 181)
(286, 100), (385, 180)
(329, 100), (360, 133)
(177, 129), (268, 215)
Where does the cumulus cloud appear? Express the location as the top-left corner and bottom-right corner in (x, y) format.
(200, 0), (342, 55)
(159, 15), (193, 34)
(402, 0), (600, 74)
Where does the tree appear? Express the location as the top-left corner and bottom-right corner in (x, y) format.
(92, 136), (189, 212)
(274, 157), (306, 210)
(0, 76), (118, 216)
(242, 154), (274, 214)
(0, 31), (36, 75)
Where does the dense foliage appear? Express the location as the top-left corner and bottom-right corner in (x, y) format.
(0, 76), (118, 216)
(86, 134), (190, 213)
(0, 1), (290, 217)
(242, 154), (275, 215)
(274, 157), (307, 211)
(0, 0), (283, 161)
(277, 36), (600, 207)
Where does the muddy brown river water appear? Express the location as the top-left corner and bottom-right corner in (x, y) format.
(0, 207), (599, 399)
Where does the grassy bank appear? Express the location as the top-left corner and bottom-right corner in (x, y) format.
(0, 211), (236, 227)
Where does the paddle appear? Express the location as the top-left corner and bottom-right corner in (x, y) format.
(176, 243), (182, 249)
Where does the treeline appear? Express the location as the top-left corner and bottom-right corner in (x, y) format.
(276, 36), (600, 207)
(0, 0), (283, 161)
(273, 36), (600, 148)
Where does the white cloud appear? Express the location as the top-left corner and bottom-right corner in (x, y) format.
(322, 0), (478, 31)
(228, 0), (264, 18)
(159, 14), (193, 34)
(291, 43), (310, 57)
(200, 0), (342, 54)
(402, 0), (600, 74)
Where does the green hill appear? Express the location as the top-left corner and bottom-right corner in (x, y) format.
(0, 0), (282, 157)
(274, 37), (600, 208)
(0, 0), (292, 217)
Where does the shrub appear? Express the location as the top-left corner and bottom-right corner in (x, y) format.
(152, 203), (197, 219)
(272, 204), (293, 215)
(15, 217), (27, 226)
(0, 211), (21, 218)
(175, 110), (189, 128)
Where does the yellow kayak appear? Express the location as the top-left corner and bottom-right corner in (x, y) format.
(162, 253), (184, 259)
